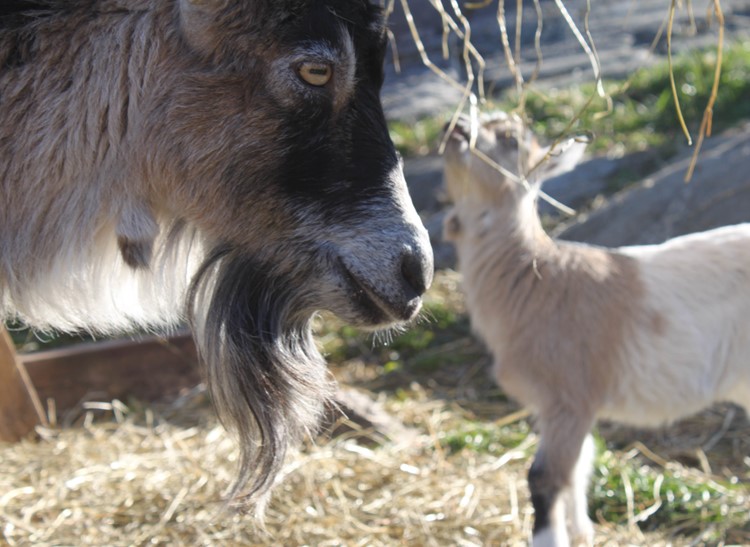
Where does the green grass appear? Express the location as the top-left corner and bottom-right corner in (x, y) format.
(590, 442), (749, 540)
(389, 115), (448, 158)
(318, 298), (473, 373)
(441, 420), (531, 455)
(437, 419), (749, 541)
(517, 41), (750, 155)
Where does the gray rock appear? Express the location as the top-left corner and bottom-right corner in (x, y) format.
(404, 155), (446, 213)
(538, 156), (615, 215)
(539, 148), (667, 217)
(557, 123), (750, 246)
(403, 156), (457, 270)
(424, 210), (457, 271)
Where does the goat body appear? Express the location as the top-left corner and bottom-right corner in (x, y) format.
(0, 0), (433, 508)
(443, 113), (750, 546)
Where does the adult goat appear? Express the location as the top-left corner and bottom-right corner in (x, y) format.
(0, 0), (433, 508)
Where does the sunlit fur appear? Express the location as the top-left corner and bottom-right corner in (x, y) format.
(443, 113), (750, 546)
(0, 0), (433, 509)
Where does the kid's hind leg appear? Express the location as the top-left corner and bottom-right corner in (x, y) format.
(529, 413), (595, 547)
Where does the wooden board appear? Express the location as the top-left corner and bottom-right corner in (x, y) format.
(21, 333), (202, 415)
(0, 328), (46, 442)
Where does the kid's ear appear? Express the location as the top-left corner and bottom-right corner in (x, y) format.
(442, 208), (462, 241)
(534, 136), (588, 180)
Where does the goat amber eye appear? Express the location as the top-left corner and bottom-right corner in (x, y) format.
(298, 62), (332, 86)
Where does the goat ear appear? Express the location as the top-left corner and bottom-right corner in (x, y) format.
(442, 209), (462, 241)
(535, 137), (588, 180)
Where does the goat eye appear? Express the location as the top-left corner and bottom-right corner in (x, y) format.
(298, 62), (332, 86)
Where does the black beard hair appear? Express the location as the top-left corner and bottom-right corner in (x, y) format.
(188, 245), (334, 511)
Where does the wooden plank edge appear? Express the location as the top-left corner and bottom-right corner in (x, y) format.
(0, 328), (47, 442)
(20, 332), (202, 417)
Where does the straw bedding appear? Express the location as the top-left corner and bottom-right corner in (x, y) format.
(0, 398), (686, 546)
(2, 363), (748, 545)
(1, 274), (748, 546)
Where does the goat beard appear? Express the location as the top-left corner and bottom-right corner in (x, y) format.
(188, 245), (334, 513)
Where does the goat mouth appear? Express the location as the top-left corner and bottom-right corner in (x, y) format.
(338, 259), (422, 325)
(444, 123), (473, 163)
(445, 116), (472, 144)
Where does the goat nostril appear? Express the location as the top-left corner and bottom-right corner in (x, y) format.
(400, 250), (431, 298)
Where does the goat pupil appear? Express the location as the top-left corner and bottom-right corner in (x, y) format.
(298, 63), (331, 86)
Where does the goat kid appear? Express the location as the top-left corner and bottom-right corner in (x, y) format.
(443, 112), (750, 546)
(0, 0), (433, 508)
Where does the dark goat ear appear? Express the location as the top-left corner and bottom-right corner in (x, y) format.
(442, 209), (462, 241)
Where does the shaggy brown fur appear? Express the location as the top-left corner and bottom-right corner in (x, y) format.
(1, 0), (433, 509)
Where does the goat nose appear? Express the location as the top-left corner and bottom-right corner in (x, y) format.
(400, 248), (433, 298)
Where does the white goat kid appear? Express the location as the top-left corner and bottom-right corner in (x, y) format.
(442, 112), (750, 547)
